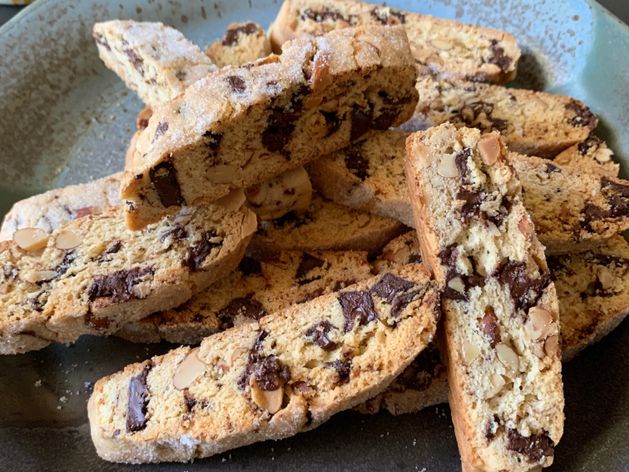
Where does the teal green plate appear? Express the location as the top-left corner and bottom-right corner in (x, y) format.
(0, 1), (626, 470)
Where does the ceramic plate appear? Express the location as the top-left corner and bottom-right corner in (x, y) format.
(0, 1), (627, 470)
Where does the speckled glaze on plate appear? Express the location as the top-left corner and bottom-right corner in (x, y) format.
(0, 1), (627, 470)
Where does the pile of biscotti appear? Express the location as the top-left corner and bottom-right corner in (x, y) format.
(1, 0), (628, 469)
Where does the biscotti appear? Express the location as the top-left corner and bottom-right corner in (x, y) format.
(121, 25), (418, 229)
(206, 22), (272, 67)
(405, 124), (564, 470)
(0, 173), (122, 241)
(362, 232), (629, 415)
(93, 20), (216, 108)
(401, 75), (598, 157)
(269, 0), (520, 83)
(249, 194), (406, 258)
(308, 130), (629, 254)
(0, 193), (256, 354)
(117, 250), (372, 344)
(554, 134), (619, 177)
(88, 265), (439, 463)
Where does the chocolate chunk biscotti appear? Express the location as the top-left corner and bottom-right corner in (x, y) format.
(309, 130), (629, 254)
(117, 250), (372, 344)
(0, 173), (122, 241)
(121, 25), (418, 229)
(269, 0), (520, 83)
(0, 193), (256, 354)
(206, 22), (272, 68)
(362, 233), (629, 416)
(402, 75), (598, 157)
(405, 124), (564, 470)
(88, 265), (439, 463)
(93, 20), (217, 109)
(249, 194), (406, 258)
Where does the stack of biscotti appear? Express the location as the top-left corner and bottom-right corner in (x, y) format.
(95, 20), (313, 221)
(308, 130), (629, 254)
(405, 124), (564, 470)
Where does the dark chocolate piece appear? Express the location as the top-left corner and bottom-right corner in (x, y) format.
(338, 291), (378, 332)
(506, 429), (555, 463)
(149, 161), (184, 208)
(87, 267), (154, 303)
(305, 320), (337, 351)
(126, 363), (152, 432)
(183, 230), (222, 271)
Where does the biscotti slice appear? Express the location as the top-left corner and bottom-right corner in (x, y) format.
(249, 194), (406, 258)
(121, 25), (418, 229)
(362, 232), (629, 415)
(0, 193), (256, 354)
(405, 124), (564, 471)
(269, 0), (520, 83)
(93, 20), (216, 108)
(0, 173), (122, 241)
(553, 134), (619, 177)
(88, 265), (439, 463)
(206, 22), (272, 67)
(117, 250), (372, 344)
(308, 130), (629, 254)
(402, 75), (598, 157)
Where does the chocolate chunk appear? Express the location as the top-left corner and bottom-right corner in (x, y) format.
(338, 291), (378, 332)
(545, 163), (560, 173)
(305, 320), (337, 351)
(1, 265), (18, 283)
(123, 48), (144, 74)
(495, 261), (550, 313)
(183, 230), (222, 271)
(183, 390), (196, 412)
(154, 121), (168, 140)
(94, 34), (111, 51)
(226, 75), (246, 93)
(149, 161), (184, 208)
(222, 22), (258, 46)
(601, 177), (629, 217)
(455, 148), (472, 184)
(390, 289), (424, 322)
(296, 253), (325, 284)
(238, 256), (262, 276)
(175, 69), (187, 81)
(485, 415), (501, 440)
(481, 307), (500, 347)
(252, 355), (291, 391)
(370, 273), (415, 303)
(393, 346), (444, 392)
(330, 359), (351, 385)
(159, 225), (187, 243)
(271, 210), (311, 229)
(370, 6), (405, 25)
(487, 39), (512, 73)
(28, 292), (47, 312)
(350, 106), (373, 141)
(301, 8), (354, 23)
(217, 296), (267, 330)
(373, 92), (409, 130)
(54, 251), (77, 276)
(105, 240), (123, 255)
(409, 254), (423, 264)
(203, 130), (223, 153)
(457, 188), (485, 222)
(506, 429), (555, 463)
(439, 245), (467, 301)
(566, 100), (596, 128)
(580, 203), (608, 232)
(126, 363), (152, 433)
(321, 110), (341, 137)
(87, 267), (154, 303)
(344, 145), (370, 180)
(487, 197), (513, 228)
(261, 85), (309, 155)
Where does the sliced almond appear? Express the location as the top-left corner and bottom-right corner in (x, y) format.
(21, 269), (58, 284)
(447, 276), (466, 295)
(496, 343), (520, 374)
(485, 373), (505, 399)
(462, 340), (481, 365)
(526, 307), (553, 340)
(250, 379), (283, 414)
(518, 214), (534, 237)
(13, 228), (49, 251)
(241, 211), (258, 239)
(55, 230), (81, 250)
(431, 38), (453, 51)
(436, 153), (458, 178)
(173, 348), (207, 390)
(477, 134), (501, 165)
(230, 346), (249, 364)
(544, 335), (559, 356)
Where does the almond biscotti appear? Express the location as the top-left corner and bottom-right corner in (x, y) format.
(0, 193), (256, 354)
(121, 25), (418, 229)
(308, 130), (629, 254)
(249, 194), (406, 258)
(93, 20), (216, 109)
(405, 124), (564, 471)
(269, 0), (520, 83)
(88, 265), (439, 463)
(402, 75), (598, 157)
(117, 250), (372, 344)
(0, 173), (122, 241)
(362, 232), (629, 415)
(206, 22), (272, 67)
